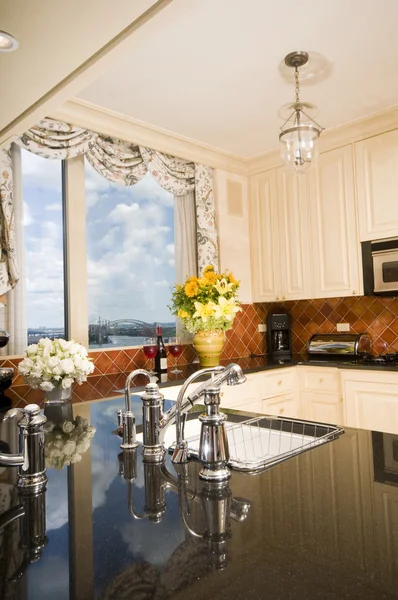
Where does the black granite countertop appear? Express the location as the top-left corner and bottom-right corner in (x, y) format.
(1, 394), (398, 599)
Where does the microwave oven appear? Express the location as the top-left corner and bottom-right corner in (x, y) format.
(362, 239), (398, 296)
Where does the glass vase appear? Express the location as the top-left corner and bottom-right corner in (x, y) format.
(44, 386), (72, 406)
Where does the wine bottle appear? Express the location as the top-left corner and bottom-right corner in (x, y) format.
(155, 324), (168, 378)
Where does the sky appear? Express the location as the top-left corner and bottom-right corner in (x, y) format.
(21, 150), (175, 329)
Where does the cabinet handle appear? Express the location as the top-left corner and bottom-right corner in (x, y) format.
(319, 377), (323, 384)
(278, 380), (282, 386)
(282, 296), (286, 300)
(339, 397), (344, 403)
(276, 296), (280, 301)
(352, 290), (357, 295)
(279, 408), (284, 414)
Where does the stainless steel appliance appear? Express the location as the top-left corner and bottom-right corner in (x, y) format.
(307, 333), (372, 357)
(267, 312), (292, 360)
(362, 238), (398, 296)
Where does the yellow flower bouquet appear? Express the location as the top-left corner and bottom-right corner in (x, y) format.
(169, 266), (242, 334)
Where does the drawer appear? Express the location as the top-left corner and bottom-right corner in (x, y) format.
(299, 367), (340, 394)
(262, 393), (300, 419)
(260, 368), (296, 399)
(220, 373), (260, 409)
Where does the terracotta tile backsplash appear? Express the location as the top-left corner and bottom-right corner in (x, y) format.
(3, 297), (398, 407)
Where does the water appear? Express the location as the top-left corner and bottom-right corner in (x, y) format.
(89, 335), (147, 349)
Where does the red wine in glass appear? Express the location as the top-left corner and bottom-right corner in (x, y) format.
(143, 338), (158, 375)
(169, 337), (183, 374)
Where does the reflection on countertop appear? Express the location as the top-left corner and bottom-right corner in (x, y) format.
(1, 395), (398, 599)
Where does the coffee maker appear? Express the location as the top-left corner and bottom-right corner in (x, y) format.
(267, 312), (292, 360)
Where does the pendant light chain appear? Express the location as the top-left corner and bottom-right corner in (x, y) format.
(294, 66), (300, 104)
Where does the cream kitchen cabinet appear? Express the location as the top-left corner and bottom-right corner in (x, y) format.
(341, 369), (398, 434)
(250, 170), (281, 302)
(250, 145), (362, 302)
(299, 366), (344, 425)
(250, 169), (312, 302)
(309, 145), (362, 298)
(355, 129), (398, 241)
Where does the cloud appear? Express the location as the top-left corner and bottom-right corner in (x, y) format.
(23, 201), (34, 226)
(45, 203), (62, 212)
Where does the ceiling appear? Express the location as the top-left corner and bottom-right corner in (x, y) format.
(76, 0), (398, 158)
(0, 0), (163, 136)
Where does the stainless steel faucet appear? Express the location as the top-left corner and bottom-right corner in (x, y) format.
(172, 364), (246, 481)
(0, 404), (47, 490)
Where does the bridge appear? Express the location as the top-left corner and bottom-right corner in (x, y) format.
(88, 318), (176, 345)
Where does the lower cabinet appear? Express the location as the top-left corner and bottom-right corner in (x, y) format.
(261, 393), (300, 419)
(301, 392), (344, 425)
(341, 370), (398, 434)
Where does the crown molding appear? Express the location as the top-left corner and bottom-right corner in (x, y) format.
(50, 98), (248, 175)
(247, 105), (398, 176)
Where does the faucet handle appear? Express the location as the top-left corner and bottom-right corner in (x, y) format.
(4, 404), (46, 428)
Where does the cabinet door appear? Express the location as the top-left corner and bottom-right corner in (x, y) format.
(262, 393), (301, 419)
(355, 129), (398, 241)
(301, 392), (344, 425)
(277, 169), (313, 300)
(309, 145), (362, 298)
(343, 380), (398, 434)
(250, 171), (282, 301)
(220, 373), (260, 410)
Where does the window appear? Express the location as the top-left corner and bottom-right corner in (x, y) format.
(22, 151), (66, 344)
(0, 149), (67, 354)
(85, 160), (176, 348)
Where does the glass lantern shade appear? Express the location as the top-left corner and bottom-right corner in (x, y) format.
(279, 124), (321, 174)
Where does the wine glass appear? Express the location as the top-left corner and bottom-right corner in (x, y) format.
(143, 338), (158, 376)
(169, 337), (183, 375)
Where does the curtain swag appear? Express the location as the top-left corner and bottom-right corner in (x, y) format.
(0, 119), (219, 295)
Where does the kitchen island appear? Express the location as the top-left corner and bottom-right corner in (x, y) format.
(0, 393), (398, 600)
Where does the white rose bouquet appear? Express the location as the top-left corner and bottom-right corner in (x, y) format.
(44, 415), (96, 470)
(18, 338), (94, 392)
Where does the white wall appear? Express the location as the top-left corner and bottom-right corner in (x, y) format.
(213, 169), (252, 304)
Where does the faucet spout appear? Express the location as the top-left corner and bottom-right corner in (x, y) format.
(172, 364), (246, 466)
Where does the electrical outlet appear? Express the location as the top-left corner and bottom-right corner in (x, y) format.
(257, 323), (267, 333)
(337, 323), (350, 332)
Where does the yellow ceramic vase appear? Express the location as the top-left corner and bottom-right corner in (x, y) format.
(193, 330), (225, 367)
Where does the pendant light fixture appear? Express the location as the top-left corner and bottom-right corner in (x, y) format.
(279, 51), (324, 173)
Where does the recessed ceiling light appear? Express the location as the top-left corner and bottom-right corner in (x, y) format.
(0, 31), (19, 52)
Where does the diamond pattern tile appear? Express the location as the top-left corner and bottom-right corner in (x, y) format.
(3, 297), (398, 407)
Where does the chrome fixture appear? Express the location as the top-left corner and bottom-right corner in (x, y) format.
(279, 51), (324, 173)
(118, 451), (251, 566)
(0, 31), (19, 52)
(0, 404), (47, 490)
(0, 486), (47, 581)
(181, 475), (251, 569)
(172, 364), (246, 481)
(118, 369), (151, 449)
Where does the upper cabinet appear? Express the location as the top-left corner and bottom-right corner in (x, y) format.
(250, 170), (281, 302)
(250, 144), (362, 302)
(355, 129), (398, 241)
(250, 169), (312, 302)
(309, 145), (362, 297)
(277, 170), (313, 300)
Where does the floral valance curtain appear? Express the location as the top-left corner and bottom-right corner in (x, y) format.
(0, 118), (219, 294)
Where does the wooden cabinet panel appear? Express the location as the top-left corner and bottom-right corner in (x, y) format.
(259, 368), (297, 399)
(299, 366), (341, 394)
(277, 169), (312, 300)
(309, 145), (362, 297)
(262, 393), (300, 419)
(220, 373), (260, 409)
(355, 129), (398, 241)
(250, 171), (281, 301)
(301, 391), (343, 425)
(373, 483), (398, 590)
(343, 379), (398, 434)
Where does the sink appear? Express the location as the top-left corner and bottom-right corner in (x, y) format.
(137, 413), (344, 473)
